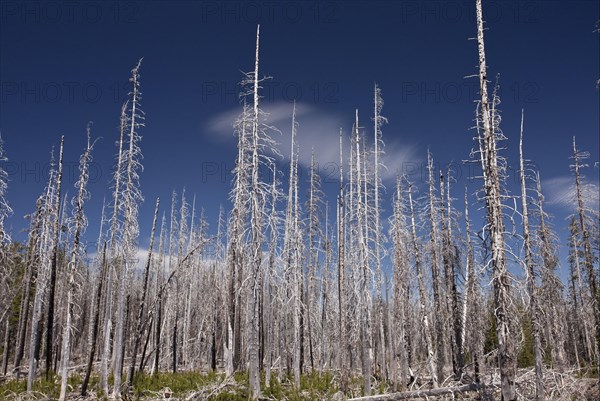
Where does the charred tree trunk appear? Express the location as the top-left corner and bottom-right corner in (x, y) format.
(127, 198), (160, 388)
(45, 137), (65, 380)
(81, 242), (107, 396)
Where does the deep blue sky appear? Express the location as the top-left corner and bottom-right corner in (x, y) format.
(1, 0), (598, 274)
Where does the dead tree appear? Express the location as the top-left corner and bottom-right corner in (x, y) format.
(518, 112), (544, 401)
(81, 241), (107, 396)
(59, 126), (96, 401)
(337, 128), (348, 390)
(408, 184), (438, 387)
(390, 176), (411, 388)
(27, 138), (64, 391)
(44, 136), (65, 380)
(127, 197), (160, 387)
(571, 136), (600, 374)
(474, 1), (516, 398)
(113, 58), (145, 398)
(426, 151), (444, 384)
(100, 101), (128, 394)
(373, 83), (388, 380)
(13, 199), (43, 379)
(534, 172), (567, 369)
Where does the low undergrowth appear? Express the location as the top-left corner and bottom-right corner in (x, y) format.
(0, 369), (369, 400)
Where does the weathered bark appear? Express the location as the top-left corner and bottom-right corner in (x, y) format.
(440, 170), (462, 379)
(337, 128), (348, 391)
(45, 136), (65, 380)
(347, 383), (479, 401)
(408, 185), (438, 387)
(391, 177), (410, 389)
(427, 151), (445, 384)
(127, 197), (160, 387)
(101, 101), (128, 394)
(248, 24), (264, 399)
(28, 137), (64, 392)
(568, 217), (593, 363)
(572, 136), (600, 374)
(373, 84), (387, 381)
(355, 110), (372, 395)
(475, 1), (516, 398)
(14, 201), (42, 379)
(518, 113), (544, 401)
(59, 128), (94, 401)
(1, 318), (9, 375)
(81, 242), (107, 396)
(306, 150), (321, 373)
(152, 213), (167, 376)
(113, 58), (144, 398)
(139, 315), (153, 372)
(463, 189), (483, 382)
(534, 175), (566, 369)
(228, 101), (250, 376)
(264, 168), (278, 386)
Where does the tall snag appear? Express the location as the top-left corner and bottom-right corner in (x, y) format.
(518, 112), (544, 401)
(113, 58), (145, 398)
(571, 136), (600, 375)
(474, 0), (516, 398)
(408, 184), (438, 387)
(59, 126), (96, 401)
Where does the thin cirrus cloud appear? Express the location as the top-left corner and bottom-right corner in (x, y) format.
(204, 101), (419, 182)
(543, 175), (600, 213)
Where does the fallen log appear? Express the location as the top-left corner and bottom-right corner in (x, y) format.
(347, 383), (480, 400)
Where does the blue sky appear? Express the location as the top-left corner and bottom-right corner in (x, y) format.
(1, 1), (598, 277)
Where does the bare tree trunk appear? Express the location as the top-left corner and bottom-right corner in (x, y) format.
(427, 151), (444, 385)
(113, 58), (144, 398)
(248, 25), (263, 399)
(14, 202), (42, 379)
(572, 136), (600, 375)
(355, 110), (372, 396)
(101, 101), (128, 394)
(265, 170), (278, 387)
(59, 128), (94, 401)
(347, 383), (479, 401)
(518, 114), (544, 401)
(534, 174), (566, 369)
(462, 189), (482, 382)
(408, 185), (438, 387)
(28, 137), (64, 392)
(475, 1), (516, 398)
(568, 217), (594, 363)
(127, 198), (159, 388)
(391, 177), (410, 389)
(1, 318), (9, 375)
(337, 128), (348, 391)
(82, 242), (106, 396)
(45, 136), (65, 380)
(139, 315), (153, 373)
(373, 84), (387, 381)
(440, 171), (463, 380)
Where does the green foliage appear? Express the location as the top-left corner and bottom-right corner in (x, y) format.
(518, 315), (534, 368)
(261, 373), (285, 399)
(543, 343), (553, 366)
(259, 370), (338, 400)
(483, 311), (498, 355)
(0, 373), (81, 400)
(209, 391), (248, 401)
(301, 370), (335, 396)
(0, 370), (352, 400)
(133, 370), (222, 398)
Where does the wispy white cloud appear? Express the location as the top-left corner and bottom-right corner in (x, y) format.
(205, 101), (419, 182)
(543, 175), (599, 212)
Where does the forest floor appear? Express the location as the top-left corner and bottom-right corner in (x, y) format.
(0, 368), (598, 400)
